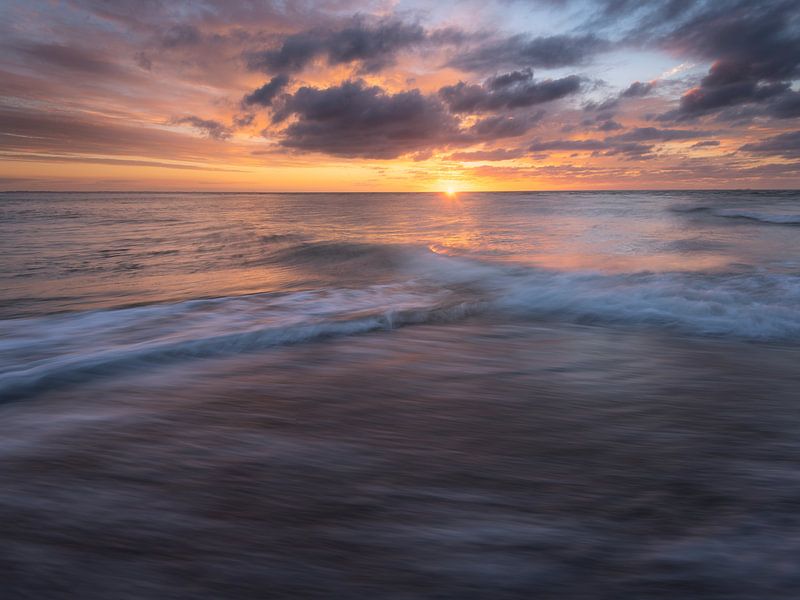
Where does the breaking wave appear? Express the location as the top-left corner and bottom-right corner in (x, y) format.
(2, 241), (800, 399)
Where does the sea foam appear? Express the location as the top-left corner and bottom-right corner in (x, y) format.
(2, 244), (800, 399)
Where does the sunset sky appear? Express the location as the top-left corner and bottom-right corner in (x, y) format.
(1, 0), (799, 191)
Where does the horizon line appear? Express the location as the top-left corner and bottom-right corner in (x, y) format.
(2, 188), (800, 194)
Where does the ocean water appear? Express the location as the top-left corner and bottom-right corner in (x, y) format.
(2, 190), (800, 598)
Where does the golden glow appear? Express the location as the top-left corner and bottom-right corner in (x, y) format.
(439, 179), (462, 197)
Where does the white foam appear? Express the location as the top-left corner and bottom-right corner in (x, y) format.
(3, 249), (800, 399)
(0, 283), (478, 399)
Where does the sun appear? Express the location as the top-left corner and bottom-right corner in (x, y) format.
(438, 180), (461, 199)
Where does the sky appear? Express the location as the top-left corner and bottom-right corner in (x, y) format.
(1, 0), (799, 191)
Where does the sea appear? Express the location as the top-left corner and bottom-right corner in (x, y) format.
(1, 190), (800, 598)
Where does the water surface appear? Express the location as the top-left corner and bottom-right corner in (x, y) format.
(2, 190), (800, 598)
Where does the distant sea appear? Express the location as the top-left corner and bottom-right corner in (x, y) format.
(2, 190), (800, 598)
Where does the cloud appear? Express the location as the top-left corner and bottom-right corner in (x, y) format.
(585, 80), (657, 112)
(740, 131), (800, 159)
(486, 69), (535, 89)
(661, 65), (794, 121)
(246, 22), (610, 81)
(233, 113), (255, 127)
(172, 116), (233, 140)
(608, 127), (711, 142)
(245, 17), (427, 75)
(528, 126), (709, 159)
(581, 110), (623, 131)
(0, 153), (245, 172)
(243, 74), (290, 107)
(467, 111), (545, 139)
(528, 139), (608, 152)
(22, 43), (123, 75)
(439, 72), (582, 113)
(690, 140), (720, 148)
(66, 0), (382, 32)
(768, 91), (800, 119)
(583, 98), (620, 112)
(448, 34), (610, 72)
(597, 119), (623, 131)
(603, 142), (656, 158)
(0, 107), (239, 161)
(447, 148), (525, 161)
(621, 81), (656, 98)
(161, 25), (203, 49)
(272, 80), (459, 158)
(656, 0), (800, 121)
(2, 0), (799, 188)
(528, 136), (655, 159)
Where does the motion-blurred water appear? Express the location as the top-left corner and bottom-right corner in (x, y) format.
(2, 190), (800, 598)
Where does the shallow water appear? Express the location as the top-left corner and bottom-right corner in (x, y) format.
(2, 190), (800, 597)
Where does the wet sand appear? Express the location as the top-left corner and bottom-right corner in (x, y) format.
(2, 320), (800, 599)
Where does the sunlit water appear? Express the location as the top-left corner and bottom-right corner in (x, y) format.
(2, 190), (800, 598)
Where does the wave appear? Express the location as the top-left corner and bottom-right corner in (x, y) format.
(671, 205), (800, 225)
(491, 269), (800, 340)
(712, 209), (800, 225)
(0, 285), (482, 400)
(270, 240), (409, 270)
(3, 243), (800, 399)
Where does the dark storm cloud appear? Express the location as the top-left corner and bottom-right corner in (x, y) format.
(767, 91), (800, 119)
(660, 68), (796, 122)
(172, 116), (233, 140)
(439, 73), (582, 113)
(486, 69), (535, 90)
(536, 0), (800, 123)
(654, 0), (800, 121)
(467, 111), (545, 139)
(447, 34), (610, 72)
(242, 75), (290, 107)
(272, 80), (460, 158)
(740, 131), (800, 159)
(661, 0), (799, 79)
(608, 127), (710, 142)
(245, 18), (612, 81)
(268, 77), (544, 158)
(245, 18), (426, 75)
(245, 30), (322, 73)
